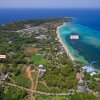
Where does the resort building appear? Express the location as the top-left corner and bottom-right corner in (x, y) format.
(82, 65), (97, 76)
(82, 66), (94, 73)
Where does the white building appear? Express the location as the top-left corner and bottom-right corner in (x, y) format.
(82, 66), (94, 73)
(39, 64), (44, 68)
(38, 65), (46, 76)
(90, 71), (96, 76)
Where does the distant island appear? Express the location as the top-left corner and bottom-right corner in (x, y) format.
(0, 18), (100, 100)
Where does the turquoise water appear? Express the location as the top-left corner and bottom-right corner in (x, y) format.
(0, 8), (100, 70)
(59, 22), (100, 70)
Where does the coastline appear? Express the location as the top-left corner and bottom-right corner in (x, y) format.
(57, 24), (100, 73)
(56, 25), (75, 61)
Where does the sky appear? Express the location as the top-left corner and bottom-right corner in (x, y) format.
(0, 0), (100, 8)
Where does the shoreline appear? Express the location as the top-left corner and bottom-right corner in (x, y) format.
(57, 24), (100, 73)
(56, 25), (75, 61)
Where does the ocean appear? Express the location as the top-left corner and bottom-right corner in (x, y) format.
(0, 8), (100, 70)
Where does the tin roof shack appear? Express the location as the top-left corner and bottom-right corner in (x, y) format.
(77, 81), (92, 93)
(35, 35), (47, 41)
(0, 72), (9, 84)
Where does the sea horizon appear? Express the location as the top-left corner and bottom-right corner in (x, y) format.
(1, 0), (100, 98)
(0, 8), (100, 29)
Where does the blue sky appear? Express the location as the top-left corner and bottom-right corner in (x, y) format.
(0, 0), (100, 8)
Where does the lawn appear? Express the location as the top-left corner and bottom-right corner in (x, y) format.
(31, 55), (46, 64)
(36, 96), (67, 100)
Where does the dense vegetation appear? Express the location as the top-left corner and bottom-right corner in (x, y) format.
(0, 18), (99, 100)
(0, 18), (72, 31)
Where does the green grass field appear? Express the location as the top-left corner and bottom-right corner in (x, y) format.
(36, 96), (67, 100)
(31, 55), (46, 64)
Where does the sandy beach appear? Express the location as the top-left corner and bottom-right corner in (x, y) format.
(56, 25), (100, 73)
(56, 25), (75, 61)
